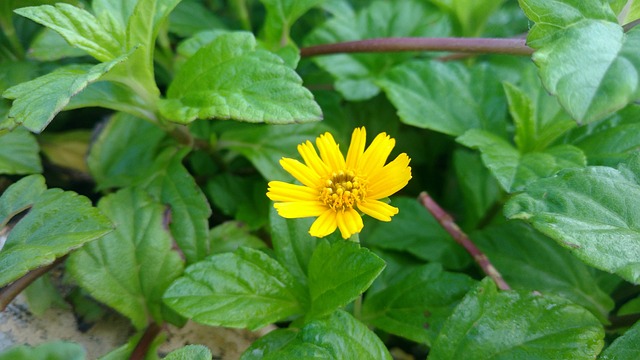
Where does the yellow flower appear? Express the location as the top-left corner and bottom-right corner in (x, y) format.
(267, 127), (412, 239)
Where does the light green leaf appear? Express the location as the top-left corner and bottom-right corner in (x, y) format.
(14, 3), (123, 62)
(67, 187), (184, 330)
(362, 263), (476, 345)
(159, 32), (321, 124)
(505, 153), (640, 284)
(0, 175), (113, 287)
(163, 247), (309, 330)
(429, 278), (604, 359)
(0, 127), (41, 174)
(379, 60), (507, 136)
(2, 53), (130, 133)
(458, 129), (586, 192)
(209, 221), (267, 254)
(0, 341), (85, 360)
(28, 28), (88, 60)
(473, 221), (614, 323)
(432, 0), (506, 36)
(169, 0), (226, 37)
(305, 0), (451, 101)
(307, 239), (385, 319)
(600, 319), (640, 359)
(261, 0), (325, 47)
(92, 0), (136, 31)
(164, 345), (212, 360)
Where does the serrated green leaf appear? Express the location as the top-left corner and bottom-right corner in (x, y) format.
(505, 153), (640, 284)
(163, 247), (309, 330)
(304, 0), (451, 101)
(307, 239), (385, 319)
(362, 263), (476, 345)
(2, 53), (130, 133)
(0, 127), (41, 174)
(379, 61), (507, 137)
(0, 341), (85, 360)
(0, 175), (113, 287)
(67, 187), (184, 330)
(164, 345), (212, 360)
(159, 32), (321, 124)
(600, 319), (640, 359)
(361, 197), (471, 270)
(458, 129), (586, 192)
(209, 221), (267, 254)
(429, 278), (604, 359)
(473, 221), (614, 323)
(14, 3), (123, 62)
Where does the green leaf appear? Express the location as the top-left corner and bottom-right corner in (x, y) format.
(458, 129), (586, 192)
(163, 247), (309, 330)
(504, 153), (640, 284)
(241, 329), (320, 360)
(92, 0), (135, 31)
(2, 53), (130, 133)
(209, 221), (267, 254)
(362, 197), (471, 270)
(24, 274), (67, 316)
(304, 0), (451, 101)
(473, 221), (614, 323)
(362, 263), (476, 345)
(0, 341), (85, 360)
(379, 61), (507, 136)
(429, 278), (604, 359)
(0, 127), (42, 174)
(169, 0), (226, 37)
(14, 3), (123, 62)
(65, 81), (155, 121)
(520, 0), (640, 123)
(205, 173), (269, 230)
(159, 32), (322, 124)
(307, 239), (385, 319)
(600, 319), (640, 359)
(0, 175), (113, 287)
(164, 345), (212, 360)
(67, 187), (184, 330)
(28, 28), (87, 60)
(432, 0), (506, 36)
(260, 0), (325, 47)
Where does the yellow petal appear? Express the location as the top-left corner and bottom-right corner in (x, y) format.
(357, 200), (399, 222)
(280, 158), (322, 188)
(316, 132), (346, 171)
(336, 208), (364, 239)
(345, 127), (366, 170)
(366, 153), (412, 199)
(298, 141), (330, 178)
(275, 201), (327, 218)
(267, 181), (319, 202)
(309, 209), (338, 237)
(358, 132), (395, 177)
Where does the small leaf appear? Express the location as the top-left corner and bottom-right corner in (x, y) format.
(0, 341), (85, 360)
(432, 0), (506, 36)
(209, 221), (267, 254)
(0, 128), (42, 174)
(39, 130), (90, 173)
(260, 0), (325, 47)
(307, 239), (385, 319)
(164, 345), (212, 360)
(67, 187), (184, 329)
(429, 278), (604, 359)
(600, 319), (640, 359)
(159, 32), (322, 124)
(163, 247), (309, 330)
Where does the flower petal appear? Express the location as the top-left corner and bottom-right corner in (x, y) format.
(309, 209), (338, 237)
(298, 140), (330, 178)
(345, 127), (366, 170)
(280, 158), (322, 188)
(316, 132), (346, 171)
(357, 199), (399, 222)
(358, 132), (395, 177)
(275, 201), (327, 218)
(366, 153), (412, 199)
(267, 181), (319, 202)
(336, 208), (364, 239)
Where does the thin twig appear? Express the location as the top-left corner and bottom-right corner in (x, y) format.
(300, 37), (533, 58)
(129, 322), (163, 360)
(418, 192), (510, 291)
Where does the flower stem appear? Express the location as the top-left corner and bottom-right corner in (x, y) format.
(300, 37), (533, 58)
(418, 192), (511, 291)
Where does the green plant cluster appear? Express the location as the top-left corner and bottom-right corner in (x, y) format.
(1, 0), (640, 359)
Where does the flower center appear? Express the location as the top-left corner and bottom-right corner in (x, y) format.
(320, 170), (367, 211)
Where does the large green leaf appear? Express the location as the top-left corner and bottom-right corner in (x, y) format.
(163, 247), (309, 330)
(307, 239), (385, 319)
(0, 127), (41, 174)
(429, 278), (604, 359)
(520, 0), (640, 123)
(505, 153), (640, 284)
(159, 32), (321, 124)
(362, 263), (476, 345)
(0, 175), (113, 287)
(0, 341), (85, 360)
(600, 319), (640, 359)
(304, 0), (451, 101)
(379, 60), (507, 137)
(67, 187), (184, 330)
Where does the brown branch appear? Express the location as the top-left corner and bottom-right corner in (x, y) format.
(418, 192), (510, 291)
(129, 322), (163, 360)
(300, 37), (533, 58)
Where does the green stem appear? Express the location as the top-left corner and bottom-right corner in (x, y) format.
(230, 0), (251, 31)
(353, 294), (362, 320)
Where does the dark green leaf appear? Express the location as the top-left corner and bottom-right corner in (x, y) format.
(163, 247), (309, 330)
(28, 28), (87, 60)
(205, 173), (269, 230)
(600, 320), (640, 359)
(0, 127), (42, 174)
(209, 221), (267, 254)
(0, 341), (85, 360)
(432, 0), (506, 36)
(261, 0), (324, 47)
(241, 329), (303, 360)
(164, 345), (212, 360)
(429, 278), (604, 359)
(169, 0), (226, 37)
(67, 187), (184, 329)
(159, 32), (322, 124)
